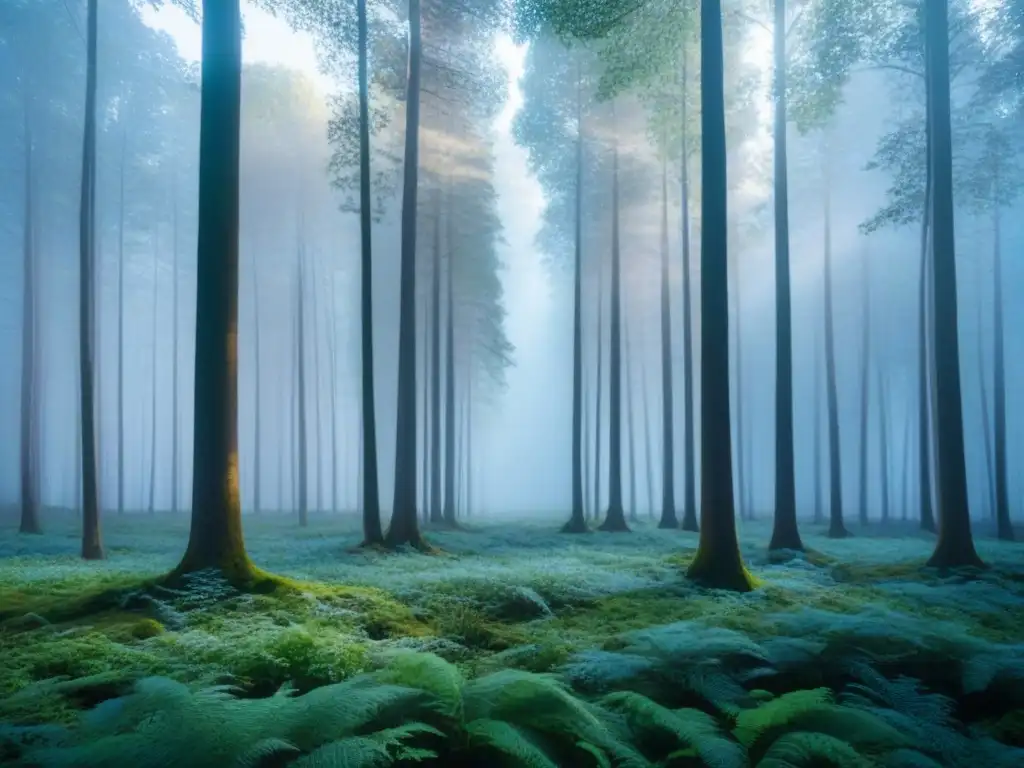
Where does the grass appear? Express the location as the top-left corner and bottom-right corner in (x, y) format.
(1, 510), (1023, 765)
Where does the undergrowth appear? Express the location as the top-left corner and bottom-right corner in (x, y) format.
(1, 513), (1022, 766)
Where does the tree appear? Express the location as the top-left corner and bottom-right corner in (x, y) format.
(171, 0), (259, 583)
(81, 0), (104, 561)
(687, 0), (753, 592)
(857, 251), (871, 528)
(923, 0), (982, 569)
(768, 0), (804, 552)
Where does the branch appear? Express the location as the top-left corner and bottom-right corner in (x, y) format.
(785, 5), (806, 40)
(853, 62), (925, 80)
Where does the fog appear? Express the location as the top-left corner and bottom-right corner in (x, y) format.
(1, 0), (1021, 525)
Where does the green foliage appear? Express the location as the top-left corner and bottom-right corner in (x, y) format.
(757, 732), (872, 768)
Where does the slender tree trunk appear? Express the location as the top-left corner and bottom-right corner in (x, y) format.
(583, 359), (593, 522)
(328, 275), (339, 515)
(311, 259), (324, 514)
(386, 0), (424, 547)
(600, 121), (629, 533)
(823, 150), (849, 539)
(680, 64), (698, 533)
(117, 127), (126, 516)
(252, 249), (262, 515)
(858, 254), (871, 527)
(901, 405), (911, 522)
(80, 0), (103, 559)
(466, 387), (474, 517)
(442, 207), (457, 527)
(813, 327), (824, 525)
(687, 0), (751, 591)
(296, 247), (308, 528)
(429, 191), (443, 525)
(732, 229), (747, 522)
(625, 311), (638, 523)
(278, 380), (286, 512)
(74, 358), (82, 517)
(658, 144), (678, 529)
(977, 264), (995, 519)
(917, 28), (937, 534)
(924, 0), (983, 568)
(171, 188), (180, 515)
(878, 370), (890, 524)
(991, 160), (1013, 541)
(769, 0), (803, 551)
(172, 0), (255, 581)
(593, 255), (605, 522)
(357, 0), (382, 543)
(641, 353), (655, 521)
(20, 101), (42, 535)
(148, 234), (158, 514)
(564, 57), (587, 533)
(421, 299), (429, 522)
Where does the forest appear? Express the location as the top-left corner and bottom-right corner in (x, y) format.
(0, 0), (1022, 765)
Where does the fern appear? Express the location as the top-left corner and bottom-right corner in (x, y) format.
(733, 689), (834, 748)
(464, 719), (560, 768)
(234, 737), (301, 767)
(757, 732), (873, 768)
(600, 691), (746, 768)
(289, 737), (392, 768)
(373, 651), (464, 720)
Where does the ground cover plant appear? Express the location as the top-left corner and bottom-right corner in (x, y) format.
(1, 512), (1023, 766)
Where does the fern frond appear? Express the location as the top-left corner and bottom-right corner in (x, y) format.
(235, 737), (301, 767)
(757, 731), (873, 768)
(373, 652), (464, 720)
(600, 692), (746, 768)
(734, 689), (833, 747)
(882, 749), (946, 768)
(464, 718), (560, 768)
(290, 737), (392, 768)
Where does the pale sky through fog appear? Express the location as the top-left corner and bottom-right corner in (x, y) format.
(142, 3), (557, 513)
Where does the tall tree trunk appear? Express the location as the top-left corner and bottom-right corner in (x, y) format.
(687, 0), (751, 591)
(20, 100), (42, 535)
(680, 63), (698, 533)
(296, 250), (308, 528)
(466, 387), (474, 517)
(564, 57), (587, 533)
(328, 274), (339, 515)
(357, 0), (382, 543)
(813, 326), (823, 525)
(278, 380), (286, 512)
(924, 0), (983, 568)
(148, 235), (158, 514)
(386, 0), (424, 547)
(252, 249), (262, 515)
(421, 301), (430, 524)
(769, 0), (803, 551)
(311, 259), (324, 514)
(901, 405), (911, 521)
(641, 353), (655, 521)
(917, 25), (937, 534)
(117, 127), (126, 516)
(823, 150), (849, 539)
(583, 359), (593, 522)
(599, 120), (629, 533)
(171, 188), (180, 515)
(442, 208), (457, 527)
(625, 311), (638, 523)
(878, 370), (890, 524)
(977, 264), (995, 519)
(593, 255), (605, 522)
(172, 0), (255, 581)
(658, 144), (678, 530)
(991, 158), (1014, 541)
(857, 254), (871, 527)
(80, 0), (103, 559)
(429, 191), (443, 524)
(731, 228), (747, 522)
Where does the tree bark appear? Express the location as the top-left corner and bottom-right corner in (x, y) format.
(429, 190), (443, 525)
(991, 159), (1013, 541)
(564, 57), (588, 533)
(80, 0), (103, 560)
(680, 64), (698, 533)
(769, 0), (803, 551)
(442, 197), (458, 527)
(599, 123), (629, 533)
(624, 310), (638, 523)
(593, 251), (605, 522)
(977, 262), (995, 519)
(328, 274), (339, 515)
(117, 126), (127, 517)
(641, 351), (655, 521)
(924, 0), (983, 568)
(171, 187), (180, 515)
(878, 369), (890, 524)
(311, 258), (324, 514)
(357, 0), (383, 544)
(658, 144), (678, 529)
(901, 405), (911, 521)
(857, 252), (871, 527)
(252, 248), (262, 515)
(386, 0), (425, 548)
(20, 98), (42, 535)
(823, 148), (849, 539)
(687, 0), (752, 591)
(171, 0), (255, 581)
(813, 325), (823, 525)
(296, 248), (308, 527)
(421, 298), (429, 523)
(148, 234), (158, 514)
(731, 228), (747, 523)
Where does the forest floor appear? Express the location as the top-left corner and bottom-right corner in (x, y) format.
(1, 511), (1023, 766)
